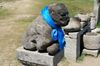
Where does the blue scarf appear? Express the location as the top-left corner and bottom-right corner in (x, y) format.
(41, 6), (65, 51)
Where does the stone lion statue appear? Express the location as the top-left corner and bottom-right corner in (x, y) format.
(21, 3), (70, 55)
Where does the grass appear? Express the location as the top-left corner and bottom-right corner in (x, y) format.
(97, 31), (100, 34)
(0, 7), (12, 19)
(96, 21), (100, 28)
(77, 53), (86, 62)
(77, 53), (95, 63)
(61, 57), (66, 61)
(59, 57), (69, 66)
(36, 0), (94, 17)
(0, 0), (17, 3)
(0, 0), (97, 66)
(96, 22), (100, 34)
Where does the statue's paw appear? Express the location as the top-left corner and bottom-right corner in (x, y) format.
(24, 42), (37, 51)
(47, 43), (59, 55)
(37, 44), (47, 51)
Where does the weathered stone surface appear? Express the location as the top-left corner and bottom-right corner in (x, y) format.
(66, 24), (90, 39)
(64, 24), (91, 61)
(48, 4), (70, 27)
(90, 13), (95, 18)
(83, 32), (100, 49)
(77, 13), (90, 22)
(64, 38), (79, 61)
(16, 46), (64, 66)
(47, 43), (59, 55)
(80, 22), (88, 29)
(83, 49), (99, 57)
(68, 32), (79, 39)
(63, 17), (81, 32)
(90, 17), (97, 30)
(21, 3), (69, 55)
(94, 3), (100, 23)
(94, 0), (100, 7)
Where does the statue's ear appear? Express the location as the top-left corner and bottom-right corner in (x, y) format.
(50, 11), (62, 22)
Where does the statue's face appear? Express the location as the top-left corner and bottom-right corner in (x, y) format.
(48, 3), (70, 27)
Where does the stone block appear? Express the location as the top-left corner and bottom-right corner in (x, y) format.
(83, 49), (99, 57)
(64, 24), (91, 61)
(68, 24), (91, 39)
(64, 38), (80, 61)
(68, 32), (79, 39)
(15, 46), (64, 66)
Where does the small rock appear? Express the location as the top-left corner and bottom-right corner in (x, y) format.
(65, 35), (69, 38)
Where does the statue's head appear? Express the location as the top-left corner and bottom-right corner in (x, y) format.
(48, 3), (70, 27)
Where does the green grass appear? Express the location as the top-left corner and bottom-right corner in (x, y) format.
(0, 0), (17, 3)
(77, 53), (95, 63)
(96, 22), (100, 28)
(77, 53), (86, 62)
(36, 0), (94, 17)
(61, 57), (66, 61)
(60, 57), (69, 66)
(97, 31), (100, 34)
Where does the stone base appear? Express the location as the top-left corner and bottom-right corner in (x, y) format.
(64, 38), (78, 61)
(83, 49), (99, 57)
(15, 46), (64, 66)
(64, 24), (91, 61)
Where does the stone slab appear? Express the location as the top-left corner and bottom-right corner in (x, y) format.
(68, 32), (79, 39)
(15, 46), (64, 66)
(68, 24), (90, 39)
(83, 49), (99, 57)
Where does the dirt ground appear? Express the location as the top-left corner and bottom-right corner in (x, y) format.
(0, 0), (100, 66)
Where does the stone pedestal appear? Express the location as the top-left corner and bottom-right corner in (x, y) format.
(83, 32), (100, 49)
(94, 3), (100, 23)
(83, 49), (99, 57)
(15, 46), (64, 66)
(64, 24), (90, 61)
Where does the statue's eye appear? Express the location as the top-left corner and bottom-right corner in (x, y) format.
(58, 9), (67, 16)
(60, 13), (66, 16)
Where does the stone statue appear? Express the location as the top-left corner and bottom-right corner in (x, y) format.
(21, 3), (70, 55)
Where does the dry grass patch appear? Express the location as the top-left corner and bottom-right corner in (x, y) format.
(0, 0), (39, 66)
